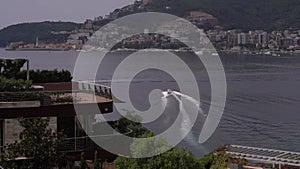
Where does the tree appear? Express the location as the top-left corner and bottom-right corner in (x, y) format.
(198, 153), (213, 169)
(0, 118), (64, 169)
(115, 132), (201, 169)
(0, 59), (27, 79)
(115, 147), (201, 169)
(198, 145), (245, 169)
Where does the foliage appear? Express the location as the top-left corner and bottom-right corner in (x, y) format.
(0, 21), (81, 47)
(115, 147), (201, 169)
(147, 0), (300, 31)
(210, 150), (230, 169)
(198, 153), (213, 169)
(198, 145), (246, 169)
(16, 69), (72, 83)
(115, 140), (239, 169)
(94, 151), (100, 169)
(0, 76), (32, 92)
(79, 152), (87, 169)
(0, 58), (72, 83)
(53, 96), (74, 103)
(0, 118), (65, 169)
(0, 58), (33, 92)
(0, 59), (27, 79)
(93, 113), (148, 137)
(134, 132), (171, 157)
(0, 92), (43, 102)
(108, 113), (148, 137)
(115, 131), (201, 169)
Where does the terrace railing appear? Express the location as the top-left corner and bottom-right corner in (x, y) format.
(77, 81), (112, 100)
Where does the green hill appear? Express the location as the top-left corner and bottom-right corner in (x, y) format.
(144, 0), (300, 31)
(1, 0), (299, 47)
(0, 21), (81, 47)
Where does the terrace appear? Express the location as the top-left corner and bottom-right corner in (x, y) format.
(226, 145), (300, 169)
(0, 81), (113, 118)
(0, 81), (115, 157)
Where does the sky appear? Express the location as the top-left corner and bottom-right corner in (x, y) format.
(0, 0), (135, 29)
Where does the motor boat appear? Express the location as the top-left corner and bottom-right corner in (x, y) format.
(167, 89), (173, 94)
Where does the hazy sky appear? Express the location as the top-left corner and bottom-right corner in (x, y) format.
(0, 0), (135, 29)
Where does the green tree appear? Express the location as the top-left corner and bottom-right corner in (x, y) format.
(198, 153), (213, 169)
(1, 118), (64, 169)
(210, 150), (230, 169)
(115, 147), (201, 169)
(198, 145), (241, 169)
(0, 59), (27, 79)
(115, 132), (200, 169)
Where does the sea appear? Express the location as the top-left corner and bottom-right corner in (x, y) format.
(1, 48), (300, 157)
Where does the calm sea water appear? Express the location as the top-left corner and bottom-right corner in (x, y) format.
(1, 48), (300, 157)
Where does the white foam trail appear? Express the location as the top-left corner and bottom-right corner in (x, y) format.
(172, 91), (206, 117)
(161, 91), (169, 98)
(161, 92), (168, 112)
(171, 93), (200, 147)
(172, 94), (191, 132)
(163, 91), (209, 150)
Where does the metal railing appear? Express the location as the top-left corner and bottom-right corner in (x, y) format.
(59, 128), (133, 152)
(59, 136), (89, 152)
(226, 145), (300, 168)
(0, 81), (112, 105)
(0, 128), (133, 153)
(77, 81), (112, 100)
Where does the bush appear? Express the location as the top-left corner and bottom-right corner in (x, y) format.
(16, 69), (72, 83)
(0, 76), (32, 92)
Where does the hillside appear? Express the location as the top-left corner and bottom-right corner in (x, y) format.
(1, 0), (299, 47)
(141, 0), (300, 31)
(0, 21), (81, 47)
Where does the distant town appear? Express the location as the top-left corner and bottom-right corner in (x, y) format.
(5, 0), (300, 55)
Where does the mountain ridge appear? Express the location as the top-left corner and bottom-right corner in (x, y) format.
(0, 21), (81, 47)
(141, 0), (300, 31)
(1, 0), (299, 47)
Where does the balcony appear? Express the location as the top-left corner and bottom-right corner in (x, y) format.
(0, 82), (114, 118)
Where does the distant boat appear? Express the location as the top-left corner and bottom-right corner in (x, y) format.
(195, 51), (203, 55)
(264, 51), (272, 55)
(167, 89), (173, 95)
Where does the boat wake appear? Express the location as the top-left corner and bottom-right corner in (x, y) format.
(161, 90), (208, 150)
(162, 90), (206, 117)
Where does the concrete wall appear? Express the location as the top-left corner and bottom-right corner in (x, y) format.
(34, 82), (78, 91)
(0, 101), (40, 108)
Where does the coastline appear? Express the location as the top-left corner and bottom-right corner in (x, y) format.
(2, 47), (300, 57)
